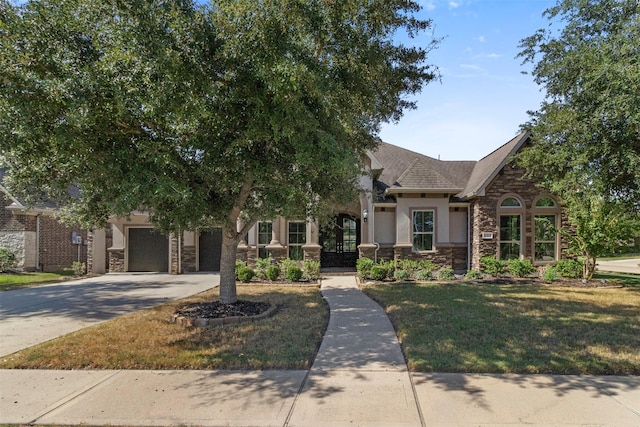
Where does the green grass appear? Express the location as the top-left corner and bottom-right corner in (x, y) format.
(0, 271), (75, 292)
(598, 253), (640, 261)
(0, 285), (329, 370)
(363, 282), (640, 375)
(593, 271), (640, 286)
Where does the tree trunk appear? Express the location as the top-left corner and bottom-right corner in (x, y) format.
(219, 224), (240, 304)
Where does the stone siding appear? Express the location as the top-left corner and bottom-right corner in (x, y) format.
(183, 245), (196, 272)
(108, 248), (125, 272)
(392, 243), (466, 271)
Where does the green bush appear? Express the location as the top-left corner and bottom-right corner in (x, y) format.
(72, 261), (86, 276)
(235, 261), (247, 279)
(255, 257), (272, 280)
(356, 257), (375, 280)
(303, 260), (320, 280)
(543, 265), (559, 282)
(0, 248), (16, 272)
(437, 268), (456, 281)
(464, 269), (484, 280)
(379, 260), (396, 279)
(278, 258), (298, 276)
(266, 265), (281, 281)
(237, 266), (255, 283)
(415, 269), (432, 281)
(393, 269), (410, 282)
(286, 266), (303, 282)
(480, 256), (507, 277)
(417, 259), (437, 272)
(370, 264), (389, 281)
(555, 259), (583, 278)
(507, 259), (535, 278)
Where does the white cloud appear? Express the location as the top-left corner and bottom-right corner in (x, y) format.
(449, 1), (460, 8)
(421, 0), (436, 11)
(460, 63), (483, 71)
(477, 35), (486, 43)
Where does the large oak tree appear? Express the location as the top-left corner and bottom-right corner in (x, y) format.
(0, 0), (439, 302)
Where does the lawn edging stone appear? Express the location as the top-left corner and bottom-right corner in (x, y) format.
(170, 303), (277, 328)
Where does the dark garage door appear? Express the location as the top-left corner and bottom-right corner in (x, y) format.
(199, 229), (223, 271)
(128, 228), (169, 272)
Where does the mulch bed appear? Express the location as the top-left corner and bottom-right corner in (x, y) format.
(175, 300), (271, 319)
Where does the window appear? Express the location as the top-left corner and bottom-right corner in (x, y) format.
(501, 197), (522, 207)
(534, 215), (556, 261)
(413, 210), (434, 252)
(288, 221), (306, 261)
(257, 221), (272, 259)
(499, 215), (521, 260)
(536, 197), (556, 207)
(342, 217), (357, 253)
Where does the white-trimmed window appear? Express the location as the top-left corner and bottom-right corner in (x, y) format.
(288, 221), (306, 261)
(257, 221), (272, 259)
(498, 196), (523, 260)
(412, 210), (434, 252)
(534, 197), (559, 262)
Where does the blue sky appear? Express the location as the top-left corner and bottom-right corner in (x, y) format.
(379, 0), (558, 160)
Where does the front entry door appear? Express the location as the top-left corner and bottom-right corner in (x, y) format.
(320, 214), (360, 268)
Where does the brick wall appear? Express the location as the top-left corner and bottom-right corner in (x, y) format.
(38, 215), (88, 272)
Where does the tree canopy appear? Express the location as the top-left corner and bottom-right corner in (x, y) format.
(0, 0), (439, 302)
(517, 0), (640, 208)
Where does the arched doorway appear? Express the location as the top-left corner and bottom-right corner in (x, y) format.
(320, 214), (361, 268)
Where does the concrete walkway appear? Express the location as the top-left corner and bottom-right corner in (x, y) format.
(1, 275), (639, 426)
(597, 258), (640, 275)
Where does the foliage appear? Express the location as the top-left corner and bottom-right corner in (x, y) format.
(393, 269), (410, 282)
(417, 259), (437, 272)
(436, 268), (455, 281)
(356, 257), (375, 280)
(557, 196), (640, 279)
(255, 257), (272, 280)
(235, 261), (246, 279)
(285, 266), (303, 282)
(237, 266), (255, 283)
(517, 0), (640, 209)
(369, 264), (390, 281)
(0, 248), (16, 272)
(542, 265), (559, 282)
(265, 265), (281, 281)
(507, 259), (535, 278)
(555, 259), (584, 279)
(480, 256), (507, 277)
(464, 269), (484, 280)
(278, 258), (298, 278)
(415, 269), (432, 281)
(71, 261), (86, 276)
(0, 0), (439, 304)
(302, 260), (320, 281)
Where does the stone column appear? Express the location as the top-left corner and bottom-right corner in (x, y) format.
(266, 216), (286, 261)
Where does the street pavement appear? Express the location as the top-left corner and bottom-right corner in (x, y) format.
(1, 274), (639, 426)
(596, 258), (640, 275)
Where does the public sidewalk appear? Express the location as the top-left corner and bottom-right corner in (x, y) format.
(1, 275), (639, 426)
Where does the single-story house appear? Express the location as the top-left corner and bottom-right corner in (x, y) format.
(94, 131), (569, 274)
(0, 169), (91, 272)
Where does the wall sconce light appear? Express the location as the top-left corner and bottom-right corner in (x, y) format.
(362, 209), (368, 222)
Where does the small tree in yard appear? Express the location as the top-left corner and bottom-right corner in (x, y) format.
(0, 0), (439, 303)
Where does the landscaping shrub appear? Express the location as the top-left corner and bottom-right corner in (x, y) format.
(417, 259), (437, 272)
(542, 265), (559, 282)
(72, 261), (86, 276)
(237, 266), (255, 283)
(396, 259), (420, 276)
(437, 268), (456, 281)
(464, 269), (484, 280)
(480, 256), (507, 277)
(266, 265), (281, 281)
(507, 259), (535, 278)
(255, 257), (271, 280)
(356, 257), (374, 280)
(0, 248), (16, 272)
(370, 264), (389, 281)
(555, 259), (583, 278)
(278, 258), (298, 276)
(235, 261), (246, 279)
(393, 269), (410, 282)
(378, 260), (396, 279)
(286, 266), (303, 282)
(415, 269), (432, 281)
(303, 260), (320, 280)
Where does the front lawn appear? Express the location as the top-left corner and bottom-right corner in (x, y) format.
(363, 281), (640, 375)
(0, 271), (75, 292)
(0, 285), (329, 370)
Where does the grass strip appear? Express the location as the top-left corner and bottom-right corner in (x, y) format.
(0, 285), (329, 370)
(363, 282), (640, 375)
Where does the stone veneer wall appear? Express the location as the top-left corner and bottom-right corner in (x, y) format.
(393, 244), (466, 271)
(469, 163), (569, 270)
(182, 245), (197, 272)
(108, 248), (125, 272)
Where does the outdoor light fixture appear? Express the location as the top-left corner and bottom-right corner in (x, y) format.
(362, 209), (368, 222)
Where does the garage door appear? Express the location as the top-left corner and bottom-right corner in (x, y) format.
(128, 228), (169, 272)
(199, 229), (222, 271)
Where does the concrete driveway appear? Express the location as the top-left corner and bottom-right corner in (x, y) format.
(596, 258), (640, 275)
(0, 273), (219, 357)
